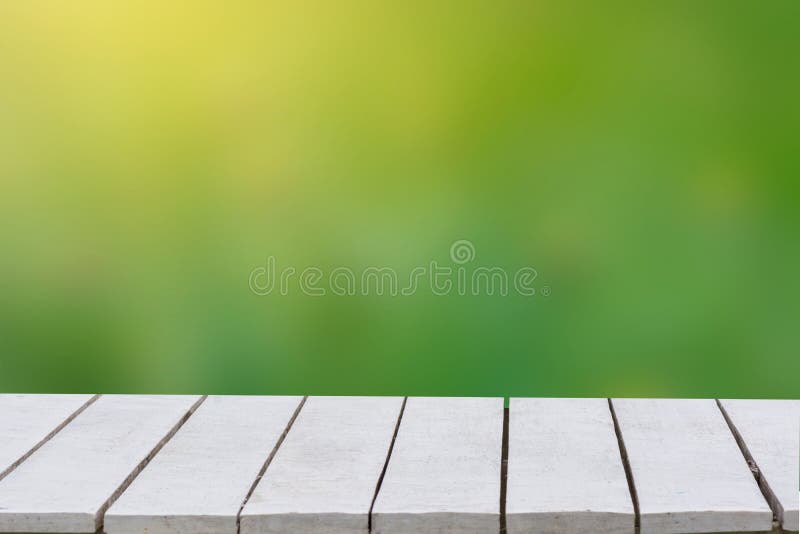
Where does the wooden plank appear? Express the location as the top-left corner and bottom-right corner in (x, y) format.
(0, 394), (96, 481)
(612, 398), (773, 534)
(104, 395), (304, 534)
(371, 397), (503, 534)
(719, 399), (800, 532)
(239, 396), (404, 534)
(0, 394), (203, 533)
(506, 397), (635, 534)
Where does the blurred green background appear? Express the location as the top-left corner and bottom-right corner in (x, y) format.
(0, 1), (798, 398)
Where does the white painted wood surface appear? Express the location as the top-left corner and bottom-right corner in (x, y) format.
(612, 398), (773, 534)
(506, 397), (635, 534)
(1, 394), (797, 533)
(371, 397), (503, 534)
(104, 395), (303, 534)
(240, 396), (404, 534)
(0, 394), (202, 533)
(719, 399), (800, 532)
(0, 394), (95, 481)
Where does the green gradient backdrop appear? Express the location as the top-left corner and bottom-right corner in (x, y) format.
(1, 2), (798, 398)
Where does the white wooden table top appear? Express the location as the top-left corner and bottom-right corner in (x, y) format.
(0, 394), (796, 534)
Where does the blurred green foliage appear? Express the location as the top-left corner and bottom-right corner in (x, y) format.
(0, 1), (798, 397)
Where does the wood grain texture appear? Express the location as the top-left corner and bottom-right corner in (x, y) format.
(239, 396), (404, 534)
(371, 397), (503, 534)
(506, 397), (635, 534)
(0, 394), (202, 533)
(104, 395), (303, 534)
(0, 394), (95, 481)
(612, 398), (773, 534)
(719, 399), (800, 532)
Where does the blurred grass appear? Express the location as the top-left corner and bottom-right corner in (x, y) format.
(0, 1), (798, 397)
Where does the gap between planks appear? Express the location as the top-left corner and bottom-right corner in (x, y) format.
(235, 395), (308, 534)
(368, 397), (408, 533)
(715, 399), (786, 532)
(608, 398), (642, 534)
(499, 406), (509, 534)
(0, 394), (101, 484)
(94, 395), (208, 534)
